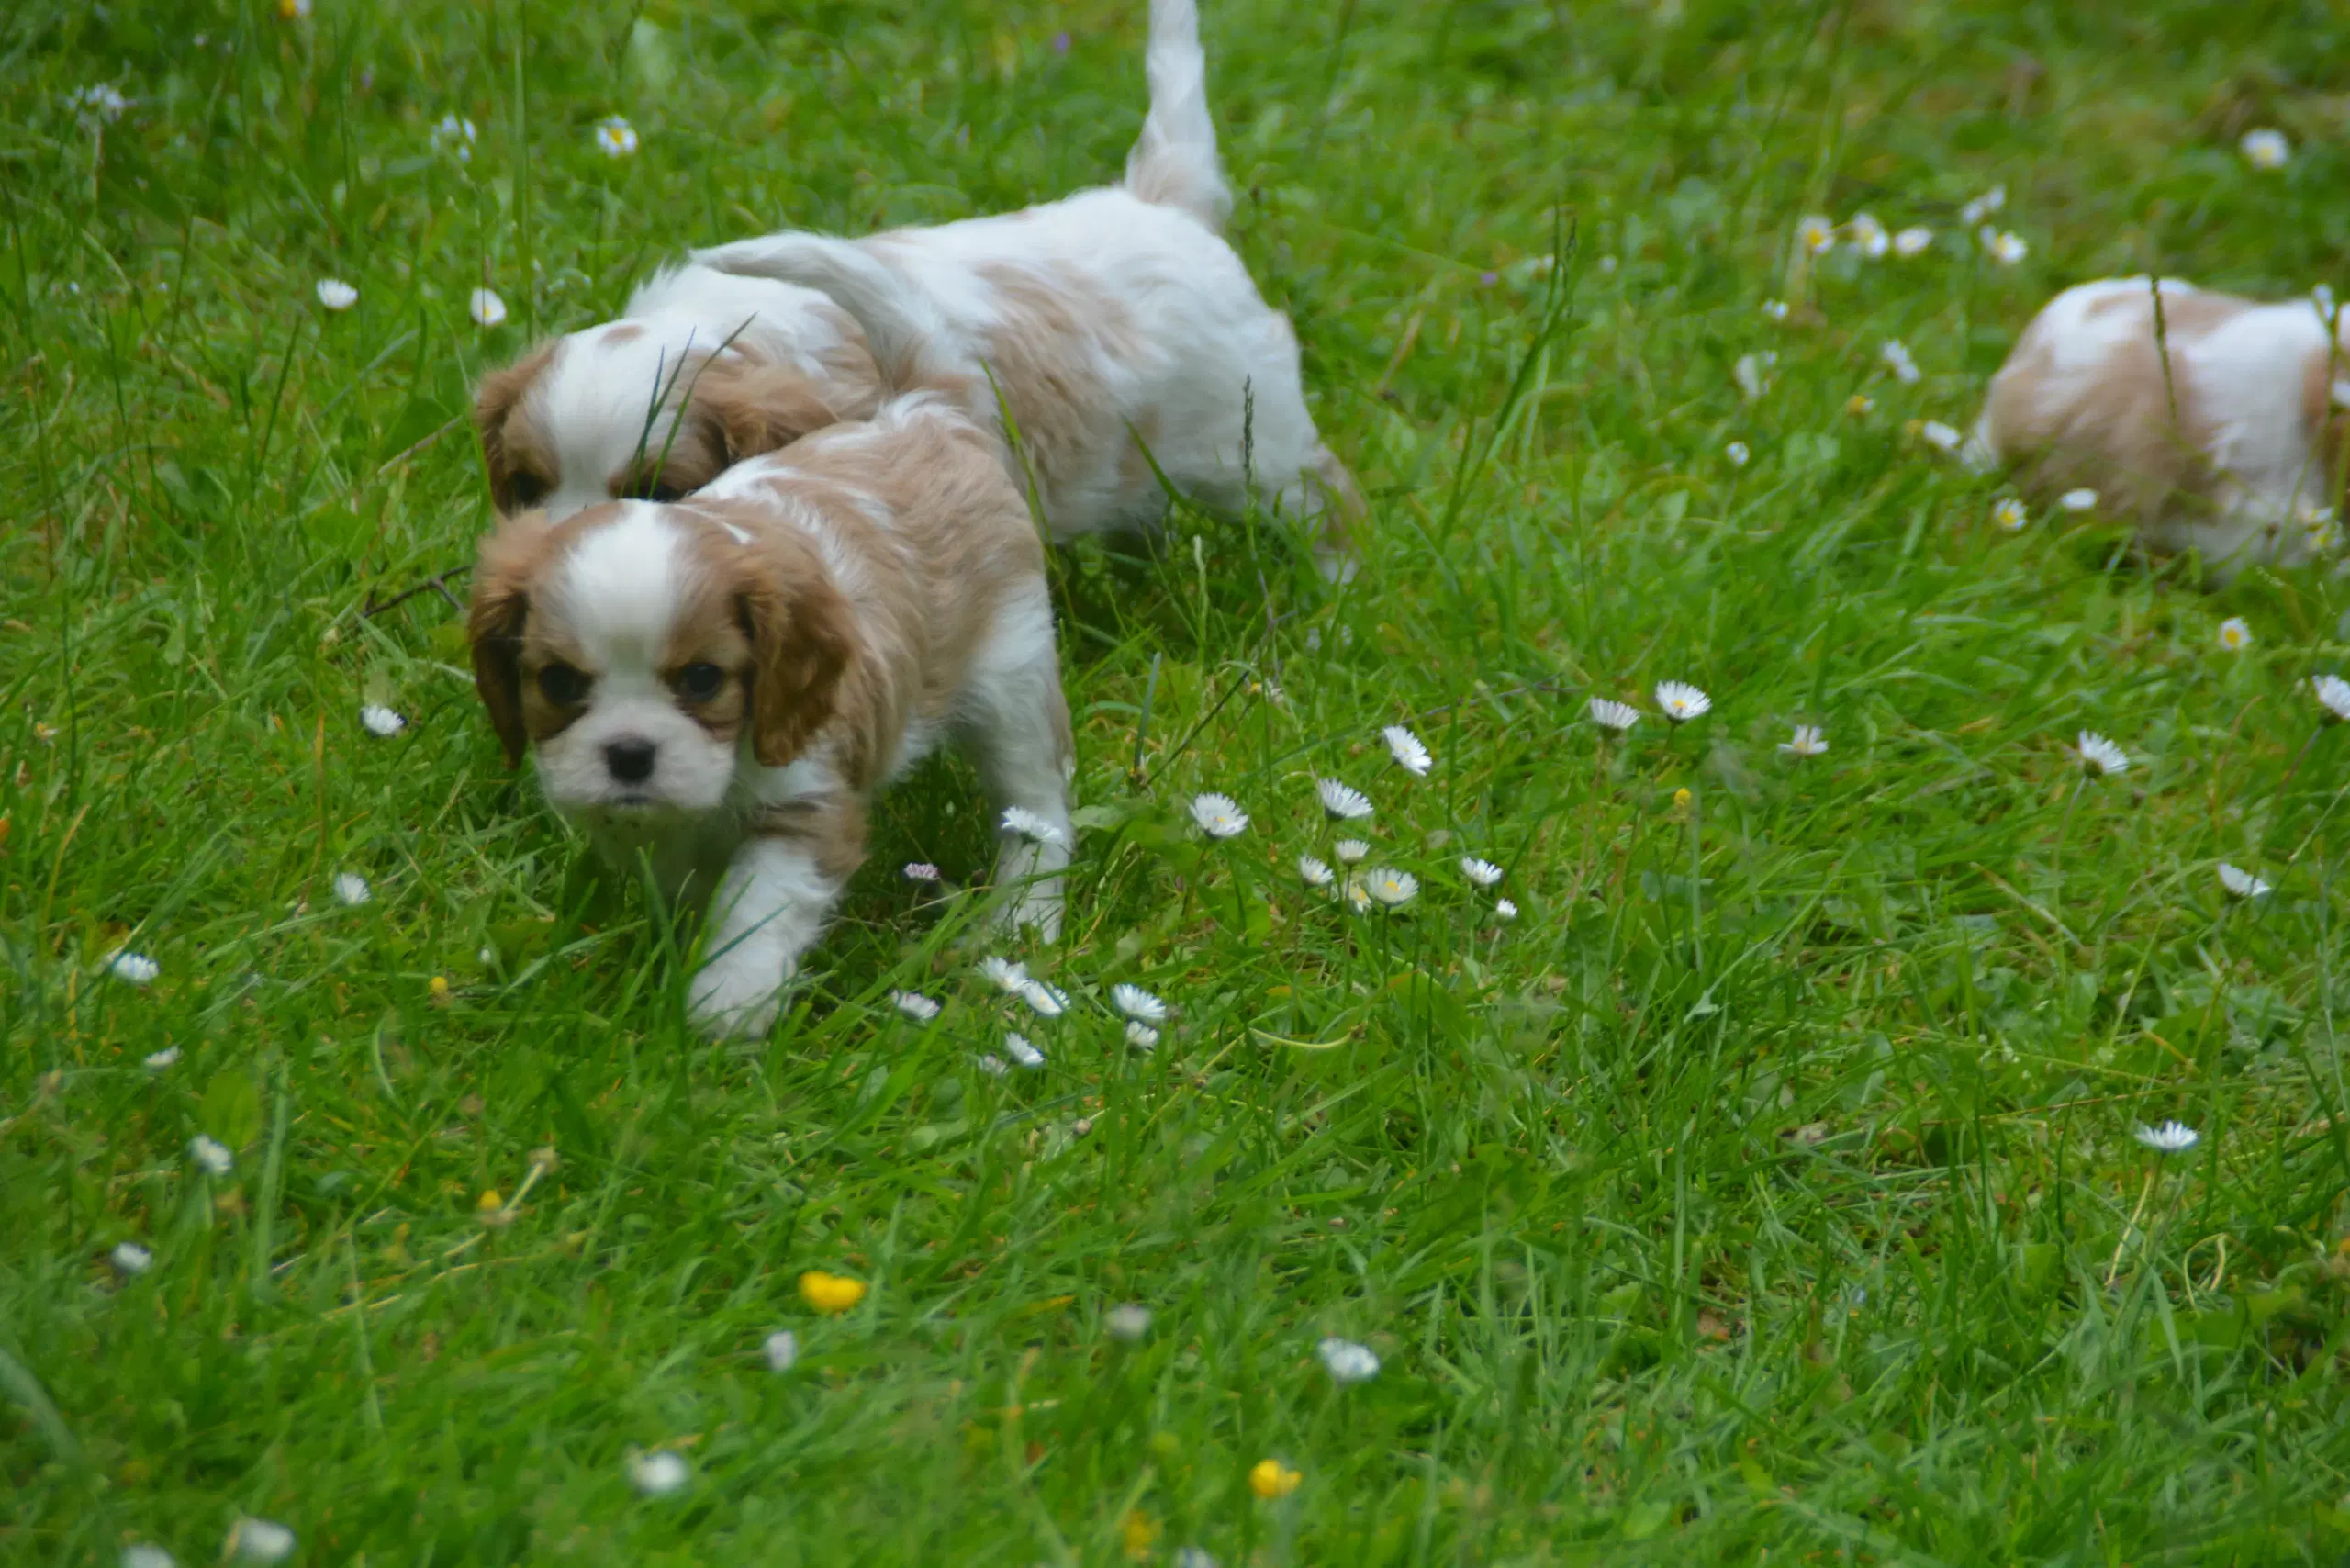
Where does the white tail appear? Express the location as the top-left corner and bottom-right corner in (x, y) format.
(1124, 0), (1232, 233)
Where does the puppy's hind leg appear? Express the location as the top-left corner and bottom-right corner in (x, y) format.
(957, 589), (1076, 942)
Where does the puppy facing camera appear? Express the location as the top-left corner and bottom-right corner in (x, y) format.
(466, 398), (1074, 1038)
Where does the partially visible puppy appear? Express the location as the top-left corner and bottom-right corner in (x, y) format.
(1972, 276), (2349, 577)
(467, 396), (1074, 1038)
(474, 265), (884, 521)
(474, 0), (1361, 574)
(692, 0), (1362, 570)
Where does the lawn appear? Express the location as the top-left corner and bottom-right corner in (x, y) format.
(7, 0), (2350, 1562)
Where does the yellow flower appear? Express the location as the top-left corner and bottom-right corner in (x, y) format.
(428, 974), (451, 1003)
(1249, 1458), (1303, 1498)
(800, 1271), (867, 1314)
(1673, 787), (1692, 813)
(1844, 394), (1874, 417)
(1120, 1511), (1159, 1559)
(476, 1190), (503, 1213)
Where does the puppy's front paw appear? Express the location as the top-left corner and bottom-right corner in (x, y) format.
(688, 949), (785, 1039)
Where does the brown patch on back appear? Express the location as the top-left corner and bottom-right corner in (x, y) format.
(1983, 287), (2258, 525)
(475, 344), (558, 514)
(2300, 342), (2350, 515)
(971, 263), (1143, 524)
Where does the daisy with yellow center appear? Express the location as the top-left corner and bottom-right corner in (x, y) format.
(2217, 617), (2252, 652)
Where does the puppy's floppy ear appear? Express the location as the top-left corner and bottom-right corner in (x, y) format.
(696, 356), (854, 466)
(474, 344), (554, 512)
(465, 522), (550, 767)
(733, 523), (858, 768)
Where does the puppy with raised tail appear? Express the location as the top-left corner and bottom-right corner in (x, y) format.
(1971, 276), (2348, 578)
(467, 396), (1073, 1037)
(473, 0), (1360, 575)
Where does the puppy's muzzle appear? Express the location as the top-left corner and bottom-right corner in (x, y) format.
(605, 738), (658, 784)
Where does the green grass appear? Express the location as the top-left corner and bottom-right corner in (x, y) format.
(8, 0), (2350, 1562)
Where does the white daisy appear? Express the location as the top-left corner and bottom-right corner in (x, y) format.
(1983, 230), (2028, 266)
(2058, 487), (2098, 512)
(189, 1135), (233, 1176)
(1654, 680), (1711, 723)
(1959, 185), (2006, 225)
(1892, 226), (1932, 258)
(1112, 983), (1168, 1024)
(1725, 440), (1751, 467)
(1000, 805), (1067, 846)
(332, 872), (371, 906)
(2314, 673), (2350, 722)
(1760, 298), (1790, 322)
(1299, 854), (1336, 888)
(108, 950), (159, 985)
(1105, 1303), (1153, 1341)
(977, 956), (1030, 993)
(1733, 352), (1776, 401)
(1919, 420), (1962, 453)
(1125, 1021), (1160, 1051)
(1361, 868), (1418, 908)
(431, 113), (477, 159)
(628, 1449), (689, 1496)
(2075, 731), (2130, 777)
(975, 1054), (1010, 1078)
(228, 1519), (296, 1563)
(891, 991), (941, 1024)
(1382, 724), (1432, 776)
(121, 1546), (175, 1568)
(1880, 340), (1920, 384)
(2217, 617), (2252, 652)
(593, 115), (639, 158)
(1795, 214), (1835, 255)
(1847, 212), (1889, 259)
(360, 703), (407, 736)
(1459, 857), (1504, 888)
(143, 1047), (180, 1070)
(1333, 838), (1371, 865)
(2239, 129), (2289, 171)
(1003, 1031), (1046, 1069)
(2217, 862), (2271, 900)
(1189, 792), (1248, 839)
(1316, 1337), (1381, 1383)
(1017, 979), (1069, 1018)
(1173, 1551), (1219, 1568)
(468, 287), (508, 329)
(1316, 778), (1373, 821)
(1494, 898), (1519, 923)
(1993, 497), (2029, 532)
(764, 1330), (799, 1372)
(902, 861), (941, 882)
(1589, 697), (1641, 733)
(316, 277), (358, 311)
(2133, 1120), (2199, 1154)
(1779, 724), (1829, 758)
(110, 1240), (152, 1275)
(69, 84), (129, 122)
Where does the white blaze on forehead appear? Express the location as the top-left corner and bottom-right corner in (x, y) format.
(556, 505), (697, 668)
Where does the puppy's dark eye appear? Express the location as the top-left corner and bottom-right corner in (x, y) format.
(625, 474), (686, 504)
(537, 663), (591, 706)
(508, 472), (550, 509)
(676, 662), (725, 701)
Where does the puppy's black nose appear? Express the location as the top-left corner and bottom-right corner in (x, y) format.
(605, 739), (657, 784)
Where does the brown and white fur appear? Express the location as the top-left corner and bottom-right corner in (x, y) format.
(1971, 277), (2350, 578)
(473, 0), (1361, 574)
(467, 396), (1073, 1038)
